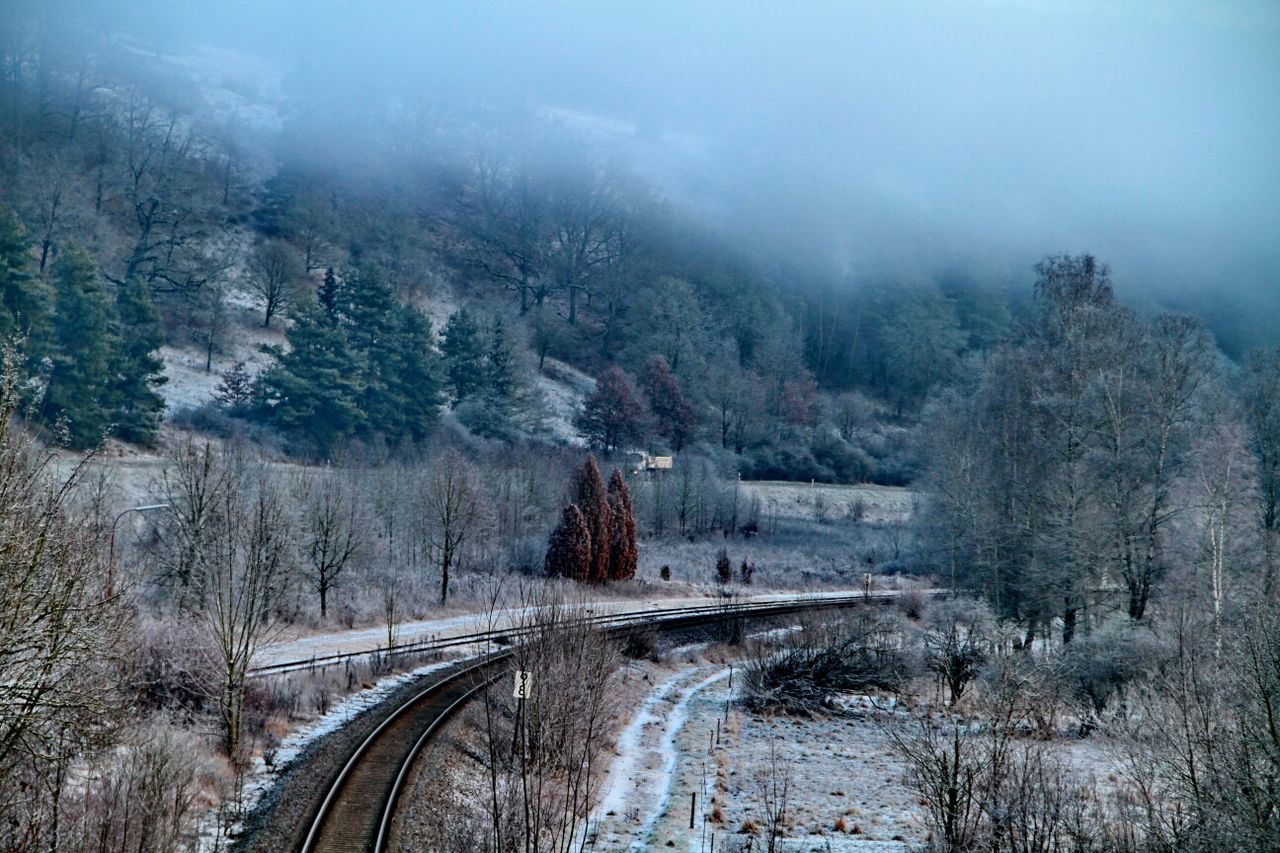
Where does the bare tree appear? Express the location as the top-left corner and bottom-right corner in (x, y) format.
(296, 469), (364, 619)
(249, 239), (304, 328)
(193, 454), (291, 760)
(421, 449), (486, 605)
(0, 348), (131, 842)
(475, 587), (621, 853)
(156, 438), (237, 592)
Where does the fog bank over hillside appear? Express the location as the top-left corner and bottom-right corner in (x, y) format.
(64, 0), (1280, 346)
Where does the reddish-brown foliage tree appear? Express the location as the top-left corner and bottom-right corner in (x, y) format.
(572, 455), (613, 583)
(545, 504), (591, 581)
(607, 468), (638, 581)
(638, 355), (697, 451)
(575, 367), (645, 452)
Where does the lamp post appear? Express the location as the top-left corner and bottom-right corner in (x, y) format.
(106, 503), (169, 597)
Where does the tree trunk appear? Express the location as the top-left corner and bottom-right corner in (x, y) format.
(440, 549), (451, 605)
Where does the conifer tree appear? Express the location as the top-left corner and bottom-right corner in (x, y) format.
(258, 301), (365, 453)
(336, 264), (404, 438)
(318, 266), (339, 320)
(441, 309), (486, 404)
(607, 468), (638, 581)
(487, 315), (516, 401)
(216, 361), (256, 414)
(108, 276), (167, 445)
(393, 305), (444, 442)
(545, 503), (591, 581)
(0, 206), (50, 356)
(572, 455), (612, 583)
(43, 245), (114, 448)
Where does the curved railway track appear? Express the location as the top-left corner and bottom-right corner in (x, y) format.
(281, 592), (902, 853)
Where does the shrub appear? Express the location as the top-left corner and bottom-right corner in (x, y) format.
(743, 613), (911, 714)
(715, 547), (733, 584)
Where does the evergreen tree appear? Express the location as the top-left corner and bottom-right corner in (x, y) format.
(572, 455), (612, 583)
(441, 309), (486, 404)
(257, 302), (365, 453)
(108, 276), (167, 445)
(0, 206), (50, 356)
(715, 547), (732, 585)
(576, 367), (645, 452)
(638, 355), (696, 451)
(216, 361), (256, 415)
(336, 264), (404, 439)
(487, 315), (517, 401)
(545, 503), (591, 581)
(392, 304), (444, 442)
(606, 468), (638, 581)
(318, 266), (339, 320)
(43, 245), (114, 448)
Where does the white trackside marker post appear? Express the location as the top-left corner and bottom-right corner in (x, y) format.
(513, 670), (532, 699)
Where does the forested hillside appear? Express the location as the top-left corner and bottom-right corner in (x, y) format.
(0, 14), (1030, 480)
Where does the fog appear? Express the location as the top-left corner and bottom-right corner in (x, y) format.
(78, 0), (1280, 342)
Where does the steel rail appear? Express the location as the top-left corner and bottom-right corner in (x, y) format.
(252, 591), (901, 677)
(294, 591), (903, 852)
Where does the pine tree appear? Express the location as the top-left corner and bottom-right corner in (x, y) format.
(638, 354), (696, 451)
(441, 309), (486, 404)
(108, 276), (167, 445)
(216, 361), (256, 414)
(487, 315), (516, 401)
(43, 245), (114, 448)
(393, 304), (444, 442)
(715, 547), (733, 585)
(545, 503), (591, 581)
(576, 367), (645, 452)
(318, 266), (339, 320)
(0, 206), (50, 356)
(257, 302), (366, 453)
(336, 264), (405, 439)
(607, 468), (638, 581)
(572, 455), (612, 583)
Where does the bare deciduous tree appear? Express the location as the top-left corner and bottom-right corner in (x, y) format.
(0, 348), (131, 843)
(296, 469), (363, 619)
(249, 239), (304, 329)
(421, 449), (486, 606)
(193, 454), (291, 760)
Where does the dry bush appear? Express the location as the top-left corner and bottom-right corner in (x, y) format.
(742, 610), (911, 714)
(405, 586), (624, 853)
(56, 718), (210, 853)
(922, 597), (996, 707)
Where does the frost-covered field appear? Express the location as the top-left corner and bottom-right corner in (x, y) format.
(594, 653), (925, 852)
(740, 480), (915, 525)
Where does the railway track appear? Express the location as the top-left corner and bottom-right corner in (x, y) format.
(281, 591), (902, 853)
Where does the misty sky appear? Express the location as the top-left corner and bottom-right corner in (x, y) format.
(88, 0), (1280, 337)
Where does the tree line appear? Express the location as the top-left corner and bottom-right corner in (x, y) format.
(920, 253), (1280, 647)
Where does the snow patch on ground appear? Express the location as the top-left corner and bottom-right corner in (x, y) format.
(595, 666), (731, 849)
(534, 358), (594, 445)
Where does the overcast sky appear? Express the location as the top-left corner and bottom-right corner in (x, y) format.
(86, 0), (1280, 340)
